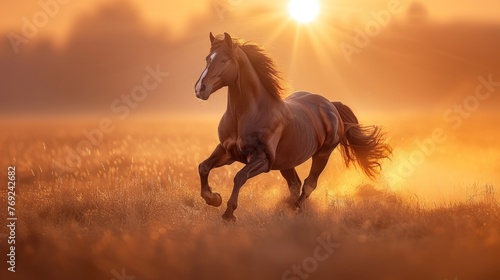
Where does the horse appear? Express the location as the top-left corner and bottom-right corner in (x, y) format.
(194, 32), (392, 221)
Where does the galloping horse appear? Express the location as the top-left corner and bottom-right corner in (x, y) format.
(194, 32), (391, 221)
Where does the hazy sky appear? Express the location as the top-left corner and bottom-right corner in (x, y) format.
(2, 0), (499, 43)
(1, 0), (500, 115)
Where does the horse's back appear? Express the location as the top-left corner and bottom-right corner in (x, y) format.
(284, 91), (335, 108)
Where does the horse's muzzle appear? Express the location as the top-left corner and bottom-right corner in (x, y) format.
(195, 84), (211, 100)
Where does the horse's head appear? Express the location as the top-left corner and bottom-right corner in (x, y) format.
(195, 32), (239, 100)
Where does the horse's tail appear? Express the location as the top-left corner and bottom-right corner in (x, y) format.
(332, 102), (392, 179)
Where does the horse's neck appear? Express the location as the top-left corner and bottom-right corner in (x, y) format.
(227, 50), (283, 118)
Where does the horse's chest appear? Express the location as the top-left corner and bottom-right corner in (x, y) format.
(220, 134), (255, 162)
(220, 126), (269, 163)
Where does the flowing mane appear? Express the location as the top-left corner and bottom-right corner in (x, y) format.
(211, 38), (284, 99)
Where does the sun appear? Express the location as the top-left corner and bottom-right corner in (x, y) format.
(288, 0), (320, 24)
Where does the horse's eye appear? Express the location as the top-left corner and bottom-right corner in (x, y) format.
(221, 58), (228, 63)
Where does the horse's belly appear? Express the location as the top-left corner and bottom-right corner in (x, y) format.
(271, 125), (320, 170)
(270, 152), (311, 170)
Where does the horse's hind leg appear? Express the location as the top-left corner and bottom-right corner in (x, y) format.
(199, 144), (234, 207)
(295, 153), (331, 209)
(280, 168), (301, 204)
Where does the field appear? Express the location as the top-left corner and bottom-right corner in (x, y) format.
(1, 115), (499, 280)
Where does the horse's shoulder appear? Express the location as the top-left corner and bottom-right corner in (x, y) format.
(218, 112), (236, 136)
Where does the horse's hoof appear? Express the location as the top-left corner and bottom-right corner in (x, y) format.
(222, 212), (237, 222)
(212, 192), (222, 207)
(204, 192), (222, 207)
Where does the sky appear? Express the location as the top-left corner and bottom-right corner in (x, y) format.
(2, 0), (500, 43)
(1, 0), (500, 116)
(2, 0), (210, 42)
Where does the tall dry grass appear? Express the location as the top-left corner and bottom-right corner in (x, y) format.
(0, 117), (499, 280)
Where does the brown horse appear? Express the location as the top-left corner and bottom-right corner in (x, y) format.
(194, 32), (391, 221)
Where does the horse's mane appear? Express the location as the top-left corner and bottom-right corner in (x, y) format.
(211, 37), (284, 100)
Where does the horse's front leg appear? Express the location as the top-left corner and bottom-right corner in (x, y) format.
(199, 144), (234, 207)
(222, 152), (269, 221)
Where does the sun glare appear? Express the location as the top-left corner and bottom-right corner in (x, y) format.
(288, 0), (320, 23)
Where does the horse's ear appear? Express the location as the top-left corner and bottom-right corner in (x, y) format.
(224, 32), (233, 48)
(209, 32), (215, 44)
